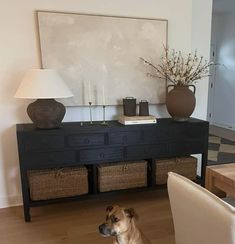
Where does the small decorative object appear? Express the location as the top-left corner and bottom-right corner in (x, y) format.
(89, 101), (93, 124)
(88, 80), (94, 124)
(139, 100), (149, 116)
(166, 85), (196, 121)
(118, 115), (156, 125)
(101, 105), (107, 125)
(101, 86), (108, 125)
(14, 69), (73, 129)
(141, 47), (214, 121)
(123, 97), (136, 116)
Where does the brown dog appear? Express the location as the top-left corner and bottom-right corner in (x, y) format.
(99, 205), (151, 244)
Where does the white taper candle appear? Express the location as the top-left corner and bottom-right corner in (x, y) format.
(88, 80), (91, 102)
(102, 86), (106, 105)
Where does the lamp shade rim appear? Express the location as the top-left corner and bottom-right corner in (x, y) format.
(14, 69), (74, 99)
(14, 95), (73, 99)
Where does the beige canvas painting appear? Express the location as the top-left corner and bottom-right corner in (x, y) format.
(37, 11), (167, 106)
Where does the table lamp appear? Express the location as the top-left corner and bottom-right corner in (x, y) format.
(15, 69), (73, 129)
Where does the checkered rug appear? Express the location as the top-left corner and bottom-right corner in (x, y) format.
(208, 135), (235, 165)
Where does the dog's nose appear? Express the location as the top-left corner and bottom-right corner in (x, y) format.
(99, 224), (105, 233)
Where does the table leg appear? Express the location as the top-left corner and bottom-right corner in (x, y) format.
(205, 167), (226, 197)
(201, 152), (207, 186)
(23, 204), (31, 222)
(20, 167), (31, 222)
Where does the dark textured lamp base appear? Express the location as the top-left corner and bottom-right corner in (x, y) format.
(27, 99), (65, 129)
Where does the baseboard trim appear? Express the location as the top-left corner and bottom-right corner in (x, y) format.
(212, 122), (235, 131)
(0, 195), (23, 209)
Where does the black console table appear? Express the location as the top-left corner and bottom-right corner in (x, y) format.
(16, 118), (209, 222)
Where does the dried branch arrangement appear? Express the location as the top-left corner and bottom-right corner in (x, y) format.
(140, 46), (214, 86)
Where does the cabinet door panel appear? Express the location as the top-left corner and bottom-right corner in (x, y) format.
(169, 141), (203, 155)
(126, 144), (168, 159)
(144, 127), (172, 143)
(172, 124), (206, 140)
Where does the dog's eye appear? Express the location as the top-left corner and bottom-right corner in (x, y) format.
(114, 217), (119, 223)
(111, 217), (119, 223)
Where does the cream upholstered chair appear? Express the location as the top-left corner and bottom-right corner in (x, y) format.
(167, 172), (235, 244)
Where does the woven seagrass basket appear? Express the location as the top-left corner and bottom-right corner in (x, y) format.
(28, 166), (88, 201)
(98, 161), (147, 192)
(156, 156), (197, 185)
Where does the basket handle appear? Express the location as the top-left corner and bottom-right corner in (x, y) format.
(55, 168), (63, 178)
(123, 164), (128, 172)
(175, 157), (180, 164)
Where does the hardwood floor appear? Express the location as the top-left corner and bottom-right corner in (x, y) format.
(210, 125), (235, 141)
(0, 189), (175, 244)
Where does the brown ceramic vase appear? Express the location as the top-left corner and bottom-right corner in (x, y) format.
(166, 85), (196, 121)
(27, 99), (65, 129)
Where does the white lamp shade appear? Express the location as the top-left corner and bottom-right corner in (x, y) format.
(14, 69), (73, 99)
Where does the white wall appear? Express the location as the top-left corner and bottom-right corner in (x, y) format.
(0, 0), (212, 208)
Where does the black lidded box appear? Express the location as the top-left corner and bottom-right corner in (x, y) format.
(123, 97), (136, 116)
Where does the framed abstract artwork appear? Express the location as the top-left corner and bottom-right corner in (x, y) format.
(37, 11), (168, 106)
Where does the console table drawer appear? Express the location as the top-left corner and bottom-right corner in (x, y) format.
(25, 151), (76, 168)
(144, 127), (172, 143)
(109, 131), (143, 145)
(173, 124), (206, 139)
(25, 135), (65, 151)
(80, 148), (124, 163)
(169, 141), (203, 155)
(126, 144), (168, 159)
(68, 133), (105, 147)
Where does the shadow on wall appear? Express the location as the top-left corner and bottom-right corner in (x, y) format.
(15, 100), (32, 123)
(1, 125), (22, 207)
(64, 103), (169, 122)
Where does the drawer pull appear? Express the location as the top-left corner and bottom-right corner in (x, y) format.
(68, 134), (105, 147)
(84, 138), (90, 144)
(48, 155), (54, 162)
(100, 153), (105, 158)
(41, 139), (48, 145)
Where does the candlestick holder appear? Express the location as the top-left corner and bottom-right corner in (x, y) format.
(101, 105), (108, 125)
(89, 102), (93, 124)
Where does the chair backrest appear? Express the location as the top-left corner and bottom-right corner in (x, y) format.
(167, 172), (235, 244)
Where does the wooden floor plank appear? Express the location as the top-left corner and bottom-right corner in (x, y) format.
(0, 190), (175, 244)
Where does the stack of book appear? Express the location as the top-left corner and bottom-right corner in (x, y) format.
(118, 115), (157, 125)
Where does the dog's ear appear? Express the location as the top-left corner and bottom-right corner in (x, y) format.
(106, 206), (113, 212)
(124, 208), (138, 219)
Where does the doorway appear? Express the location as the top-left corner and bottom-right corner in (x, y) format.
(208, 0), (235, 131)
